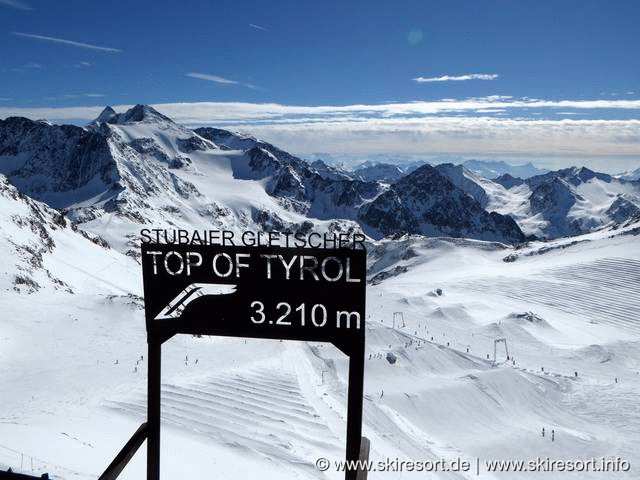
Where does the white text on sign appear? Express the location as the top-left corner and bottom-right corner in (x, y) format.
(144, 251), (362, 283)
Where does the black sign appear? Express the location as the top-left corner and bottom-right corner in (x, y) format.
(141, 241), (367, 480)
(141, 243), (366, 356)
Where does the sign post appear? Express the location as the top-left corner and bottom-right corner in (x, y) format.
(141, 241), (367, 480)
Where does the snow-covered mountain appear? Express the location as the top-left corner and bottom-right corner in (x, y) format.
(0, 105), (528, 248)
(493, 173), (525, 189)
(1, 107), (367, 254)
(308, 159), (355, 181)
(0, 172), (135, 294)
(617, 167), (640, 181)
(352, 162), (408, 183)
(194, 126), (383, 221)
(0, 116), (117, 207)
(432, 163), (640, 240)
(520, 167), (640, 239)
(3, 105), (638, 247)
(359, 164), (526, 243)
(434, 163), (491, 208)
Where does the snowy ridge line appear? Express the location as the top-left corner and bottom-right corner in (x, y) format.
(373, 405), (475, 480)
(358, 336), (501, 478)
(360, 393), (467, 476)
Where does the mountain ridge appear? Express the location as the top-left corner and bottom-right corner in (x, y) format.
(3, 104), (637, 249)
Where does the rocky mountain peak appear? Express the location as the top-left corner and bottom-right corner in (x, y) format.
(93, 106), (117, 124)
(494, 173), (524, 189)
(106, 104), (174, 125)
(359, 164), (526, 244)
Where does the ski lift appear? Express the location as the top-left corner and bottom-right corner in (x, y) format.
(493, 337), (509, 364)
(392, 312), (405, 329)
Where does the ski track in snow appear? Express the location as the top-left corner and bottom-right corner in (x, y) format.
(456, 257), (640, 334)
(105, 364), (343, 478)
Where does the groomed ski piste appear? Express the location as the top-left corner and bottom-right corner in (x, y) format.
(1, 222), (640, 479)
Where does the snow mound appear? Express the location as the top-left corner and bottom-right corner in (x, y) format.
(508, 311), (551, 328)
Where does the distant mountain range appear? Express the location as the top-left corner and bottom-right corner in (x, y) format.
(461, 159), (548, 179)
(1, 105), (639, 269)
(305, 157), (548, 183)
(439, 164), (640, 239)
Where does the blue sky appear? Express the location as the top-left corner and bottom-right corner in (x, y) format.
(1, 0), (639, 171)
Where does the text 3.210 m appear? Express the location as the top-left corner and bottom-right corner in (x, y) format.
(249, 301), (362, 329)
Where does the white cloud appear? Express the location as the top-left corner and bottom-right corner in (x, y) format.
(13, 32), (121, 52)
(474, 109), (507, 114)
(186, 72), (258, 89)
(0, 0), (31, 10)
(11, 63), (43, 73)
(481, 95), (512, 102)
(4, 98), (639, 123)
(44, 93), (104, 101)
(1, 99), (638, 169)
(153, 98), (640, 123)
(249, 24), (269, 32)
(413, 74), (499, 83)
(407, 29), (423, 46)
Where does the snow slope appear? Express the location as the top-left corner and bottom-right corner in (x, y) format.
(1, 212), (639, 478)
